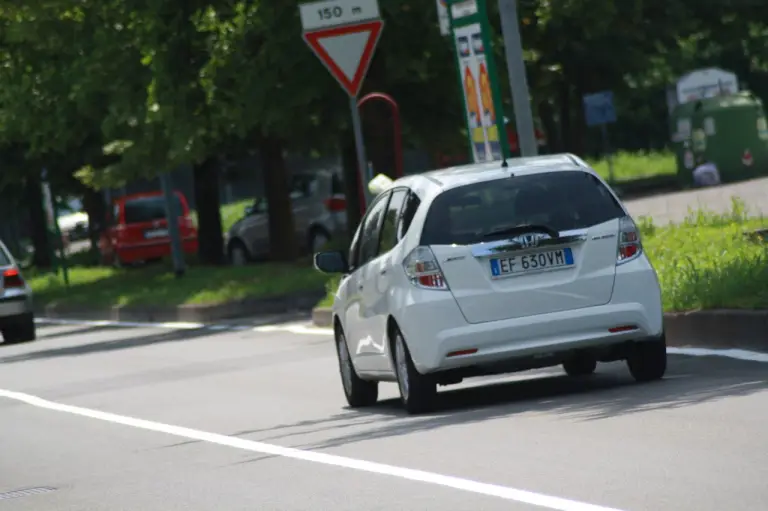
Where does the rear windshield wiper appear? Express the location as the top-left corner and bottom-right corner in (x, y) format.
(483, 224), (560, 239)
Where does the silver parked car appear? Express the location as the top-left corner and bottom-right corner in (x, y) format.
(0, 239), (36, 344)
(226, 170), (348, 264)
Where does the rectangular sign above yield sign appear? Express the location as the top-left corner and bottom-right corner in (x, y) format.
(300, 0), (381, 31)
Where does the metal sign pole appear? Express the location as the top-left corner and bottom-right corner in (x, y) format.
(601, 124), (616, 184)
(349, 96), (371, 208)
(159, 172), (186, 278)
(498, 0), (538, 157)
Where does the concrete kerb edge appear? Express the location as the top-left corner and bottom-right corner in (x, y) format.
(311, 307), (333, 329)
(310, 309), (767, 352)
(35, 289), (326, 325)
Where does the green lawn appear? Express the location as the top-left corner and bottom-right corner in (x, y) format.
(30, 261), (329, 309)
(586, 150), (676, 182)
(189, 198), (251, 234)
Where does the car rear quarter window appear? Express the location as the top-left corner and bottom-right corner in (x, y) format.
(123, 196), (183, 225)
(378, 189), (408, 254)
(357, 192), (390, 266)
(420, 170), (625, 245)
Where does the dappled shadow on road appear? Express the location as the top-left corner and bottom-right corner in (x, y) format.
(0, 327), (217, 363)
(230, 356), (767, 453)
(31, 324), (121, 341)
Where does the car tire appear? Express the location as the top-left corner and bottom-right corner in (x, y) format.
(335, 327), (378, 408)
(392, 327), (437, 415)
(228, 240), (250, 266)
(627, 334), (667, 382)
(2, 313), (36, 345)
(563, 356), (597, 377)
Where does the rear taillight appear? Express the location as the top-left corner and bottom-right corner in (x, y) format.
(403, 246), (449, 290)
(617, 216), (642, 264)
(3, 268), (24, 288)
(181, 215), (194, 228)
(324, 196), (347, 213)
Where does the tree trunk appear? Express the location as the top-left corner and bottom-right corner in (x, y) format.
(339, 129), (363, 241)
(193, 157), (225, 265)
(259, 135), (298, 262)
(82, 187), (107, 261)
(24, 175), (53, 269)
(558, 81), (573, 153)
(538, 99), (561, 153)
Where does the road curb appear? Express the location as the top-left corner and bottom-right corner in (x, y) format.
(312, 307), (333, 329)
(36, 289), (326, 324)
(664, 310), (768, 352)
(311, 308), (767, 352)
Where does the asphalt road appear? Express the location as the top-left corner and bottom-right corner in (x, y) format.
(1, 318), (766, 511)
(625, 176), (768, 225)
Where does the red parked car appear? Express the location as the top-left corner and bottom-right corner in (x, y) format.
(99, 191), (198, 267)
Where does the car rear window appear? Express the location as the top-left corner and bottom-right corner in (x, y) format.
(123, 196), (184, 225)
(420, 170), (625, 245)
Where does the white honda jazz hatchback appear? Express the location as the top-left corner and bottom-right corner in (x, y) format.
(314, 154), (666, 414)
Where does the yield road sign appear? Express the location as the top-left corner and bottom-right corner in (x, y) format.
(303, 21), (383, 97)
(300, 0), (383, 98)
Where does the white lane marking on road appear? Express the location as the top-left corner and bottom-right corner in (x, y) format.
(668, 347), (768, 363)
(253, 324), (334, 336)
(0, 389), (624, 511)
(35, 317), (333, 336)
(35, 318), (206, 330)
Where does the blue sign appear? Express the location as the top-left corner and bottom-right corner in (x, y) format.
(583, 91), (617, 127)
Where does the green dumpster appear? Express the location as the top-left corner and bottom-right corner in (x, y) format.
(670, 92), (768, 186)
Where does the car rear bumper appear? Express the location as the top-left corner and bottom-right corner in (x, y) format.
(116, 237), (198, 263)
(397, 258), (663, 374)
(0, 293), (34, 319)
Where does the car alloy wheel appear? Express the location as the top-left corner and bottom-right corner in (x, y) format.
(392, 328), (436, 414)
(337, 332), (354, 395)
(334, 329), (378, 408)
(395, 334), (410, 401)
(230, 243), (248, 266)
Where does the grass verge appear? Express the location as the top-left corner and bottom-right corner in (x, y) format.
(587, 150), (676, 182)
(640, 198), (768, 311)
(29, 261), (328, 309)
(317, 199), (767, 313)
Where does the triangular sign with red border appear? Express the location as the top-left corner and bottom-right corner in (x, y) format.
(303, 20), (384, 98)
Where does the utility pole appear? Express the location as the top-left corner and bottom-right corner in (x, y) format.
(159, 172), (186, 277)
(498, 0), (538, 157)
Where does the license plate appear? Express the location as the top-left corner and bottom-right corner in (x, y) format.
(144, 229), (169, 239)
(490, 248), (574, 278)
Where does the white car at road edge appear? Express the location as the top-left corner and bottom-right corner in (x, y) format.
(314, 154), (666, 414)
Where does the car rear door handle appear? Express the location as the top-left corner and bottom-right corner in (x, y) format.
(379, 269), (387, 276)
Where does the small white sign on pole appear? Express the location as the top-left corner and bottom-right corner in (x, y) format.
(436, 0), (450, 35)
(300, 0), (380, 31)
(451, 0), (478, 19)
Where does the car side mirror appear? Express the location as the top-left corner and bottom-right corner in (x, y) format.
(314, 250), (349, 274)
